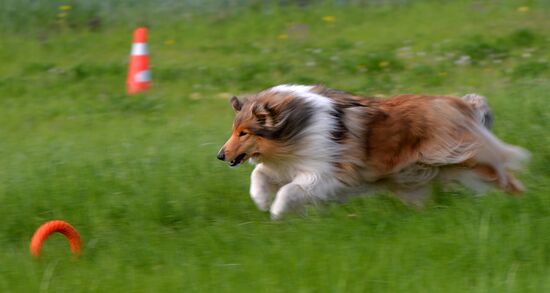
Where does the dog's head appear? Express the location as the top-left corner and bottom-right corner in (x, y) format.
(217, 94), (313, 166)
(217, 96), (267, 167)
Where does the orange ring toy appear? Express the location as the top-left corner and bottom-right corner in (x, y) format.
(30, 220), (82, 257)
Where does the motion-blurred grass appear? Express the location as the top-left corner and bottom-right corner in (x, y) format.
(1, 1), (550, 292)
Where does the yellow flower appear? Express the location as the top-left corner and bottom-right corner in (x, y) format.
(277, 34), (288, 40)
(322, 16), (335, 23)
(57, 13), (68, 18)
(59, 5), (72, 11)
(379, 61), (390, 68)
(164, 39), (175, 46)
(517, 6), (530, 13)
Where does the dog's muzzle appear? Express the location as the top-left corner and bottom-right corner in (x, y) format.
(217, 148), (247, 167)
(230, 153), (247, 167)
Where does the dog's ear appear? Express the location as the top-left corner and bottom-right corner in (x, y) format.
(230, 96), (242, 112)
(252, 103), (275, 127)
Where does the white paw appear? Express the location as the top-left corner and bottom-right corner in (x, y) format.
(251, 195), (271, 212)
(269, 201), (288, 220)
(270, 210), (283, 221)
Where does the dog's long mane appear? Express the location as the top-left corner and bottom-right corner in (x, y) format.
(236, 85), (341, 175)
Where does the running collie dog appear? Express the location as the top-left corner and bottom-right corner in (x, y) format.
(217, 85), (529, 219)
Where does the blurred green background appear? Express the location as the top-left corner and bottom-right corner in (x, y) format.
(0, 0), (549, 292)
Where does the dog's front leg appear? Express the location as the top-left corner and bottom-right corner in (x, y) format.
(250, 165), (277, 211)
(270, 183), (311, 220)
(270, 173), (341, 220)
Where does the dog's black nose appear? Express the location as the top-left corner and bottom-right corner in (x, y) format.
(217, 150), (225, 161)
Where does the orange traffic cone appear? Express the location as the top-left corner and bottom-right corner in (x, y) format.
(127, 27), (151, 94)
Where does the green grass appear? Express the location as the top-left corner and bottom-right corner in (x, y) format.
(1, 1), (550, 292)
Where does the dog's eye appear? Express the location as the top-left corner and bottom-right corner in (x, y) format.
(239, 131), (248, 137)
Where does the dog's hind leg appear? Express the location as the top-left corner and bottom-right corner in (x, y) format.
(439, 166), (495, 195)
(394, 185), (432, 208)
(390, 164), (437, 208)
(470, 163), (525, 195)
(439, 163), (525, 195)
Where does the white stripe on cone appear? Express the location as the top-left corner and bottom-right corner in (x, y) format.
(131, 43), (148, 56)
(135, 70), (151, 82)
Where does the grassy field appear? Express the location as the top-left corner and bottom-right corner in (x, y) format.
(1, 1), (550, 292)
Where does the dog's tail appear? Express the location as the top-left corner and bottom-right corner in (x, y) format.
(462, 93), (493, 130)
(471, 124), (530, 193)
(462, 93), (529, 170)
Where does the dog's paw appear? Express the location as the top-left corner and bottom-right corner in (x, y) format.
(270, 202), (292, 220)
(270, 211), (283, 221)
(269, 203), (285, 220)
(254, 200), (271, 212)
(251, 194), (271, 212)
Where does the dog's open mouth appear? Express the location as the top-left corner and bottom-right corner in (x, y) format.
(230, 153), (247, 167)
